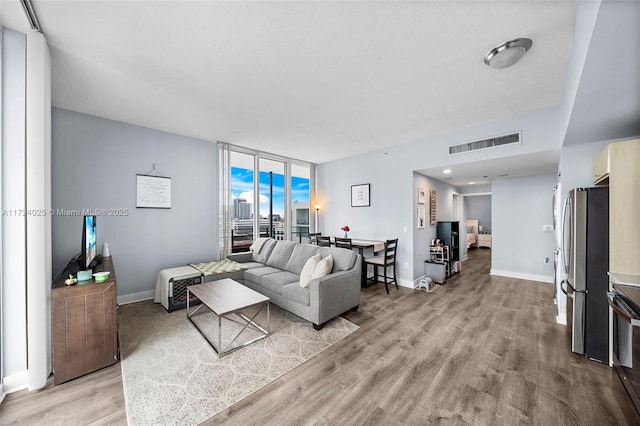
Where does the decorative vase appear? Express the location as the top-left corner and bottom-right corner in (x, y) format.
(344, 232), (348, 238)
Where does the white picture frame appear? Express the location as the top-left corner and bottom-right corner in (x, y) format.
(136, 174), (172, 208)
(351, 183), (370, 207)
(417, 206), (426, 228)
(417, 187), (426, 205)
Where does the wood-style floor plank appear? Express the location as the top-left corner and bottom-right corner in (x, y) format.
(205, 249), (638, 425)
(1, 248), (637, 425)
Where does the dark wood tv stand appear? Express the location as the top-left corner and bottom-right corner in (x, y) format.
(51, 257), (118, 385)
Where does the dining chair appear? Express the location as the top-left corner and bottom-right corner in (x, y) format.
(334, 237), (352, 249)
(364, 238), (398, 294)
(308, 232), (321, 245)
(317, 236), (332, 247)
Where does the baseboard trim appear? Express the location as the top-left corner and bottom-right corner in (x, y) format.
(490, 269), (553, 284)
(117, 290), (154, 305)
(3, 370), (28, 394)
(398, 278), (413, 288)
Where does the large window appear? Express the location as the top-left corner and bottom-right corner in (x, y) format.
(229, 151), (255, 253)
(291, 164), (310, 242)
(259, 159), (285, 239)
(219, 145), (315, 256)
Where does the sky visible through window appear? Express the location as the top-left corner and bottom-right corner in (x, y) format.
(231, 167), (309, 216)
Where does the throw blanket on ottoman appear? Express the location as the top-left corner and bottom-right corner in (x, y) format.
(189, 259), (247, 276)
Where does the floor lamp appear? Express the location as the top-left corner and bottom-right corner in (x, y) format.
(315, 204), (320, 233)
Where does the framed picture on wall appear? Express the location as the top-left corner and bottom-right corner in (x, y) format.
(351, 183), (370, 207)
(417, 206), (426, 228)
(136, 174), (172, 208)
(429, 189), (437, 225)
(417, 187), (426, 205)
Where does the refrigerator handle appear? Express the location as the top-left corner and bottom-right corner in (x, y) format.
(561, 279), (587, 296)
(561, 197), (571, 274)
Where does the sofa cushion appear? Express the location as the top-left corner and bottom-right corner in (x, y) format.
(299, 254), (321, 288)
(261, 271), (299, 295)
(312, 254), (333, 280)
(282, 283), (310, 306)
(252, 239), (277, 264)
(241, 261), (267, 270)
(244, 266), (281, 285)
(317, 247), (356, 271)
(266, 241), (297, 270)
(285, 244), (320, 274)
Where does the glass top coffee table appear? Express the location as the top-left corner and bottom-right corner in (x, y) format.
(187, 278), (270, 357)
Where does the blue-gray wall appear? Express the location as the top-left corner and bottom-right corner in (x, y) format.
(52, 108), (218, 300)
(465, 195), (491, 234)
(317, 105), (564, 286)
(413, 173), (460, 279)
(491, 174), (557, 280)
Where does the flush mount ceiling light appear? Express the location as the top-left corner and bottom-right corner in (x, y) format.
(484, 38), (533, 69)
(443, 169), (452, 174)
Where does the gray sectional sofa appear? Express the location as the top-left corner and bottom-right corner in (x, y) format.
(227, 239), (361, 330)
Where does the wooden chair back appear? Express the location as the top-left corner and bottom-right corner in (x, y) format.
(317, 236), (332, 247)
(383, 239), (398, 265)
(308, 232), (321, 245)
(334, 237), (352, 249)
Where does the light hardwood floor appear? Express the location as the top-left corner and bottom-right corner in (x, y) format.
(1, 248), (637, 425)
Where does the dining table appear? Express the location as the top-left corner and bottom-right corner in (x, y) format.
(333, 238), (385, 288)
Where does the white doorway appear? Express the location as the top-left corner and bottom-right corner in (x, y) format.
(452, 193), (462, 221)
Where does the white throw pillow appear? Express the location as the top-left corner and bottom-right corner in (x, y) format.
(299, 254), (322, 288)
(311, 255), (334, 281)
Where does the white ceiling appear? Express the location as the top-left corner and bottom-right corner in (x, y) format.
(3, 0), (577, 165)
(417, 150), (561, 188)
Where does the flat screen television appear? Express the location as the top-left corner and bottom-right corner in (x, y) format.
(81, 215), (97, 270)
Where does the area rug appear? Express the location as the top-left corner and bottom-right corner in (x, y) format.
(118, 300), (359, 425)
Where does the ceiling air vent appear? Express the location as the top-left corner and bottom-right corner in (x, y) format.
(449, 131), (521, 155)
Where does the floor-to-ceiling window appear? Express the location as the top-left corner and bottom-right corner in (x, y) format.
(290, 163), (310, 242)
(258, 158), (285, 239)
(219, 144), (315, 257)
(229, 151), (255, 253)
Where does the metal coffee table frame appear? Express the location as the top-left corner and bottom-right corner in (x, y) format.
(186, 280), (270, 357)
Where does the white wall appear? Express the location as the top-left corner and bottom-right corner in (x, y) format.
(1, 26), (52, 393)
(1, 27), (27, 386)
(491, 174), (557, 282)
(51, 108), (218, 302)
(25, 29), (52, 392)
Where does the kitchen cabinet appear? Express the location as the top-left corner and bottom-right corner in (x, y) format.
(593, 144), (611, 184)
(595, 139), (640, 275)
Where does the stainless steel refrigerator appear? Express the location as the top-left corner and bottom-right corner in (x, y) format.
(561, 187), (609, 362)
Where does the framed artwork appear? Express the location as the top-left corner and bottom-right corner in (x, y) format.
(351, 183), (370, 207)
(417, 187), (426, 204)
(417, 206), (425, 228)
(429, 189), (437, 225)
